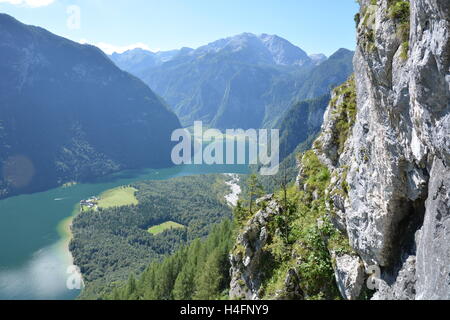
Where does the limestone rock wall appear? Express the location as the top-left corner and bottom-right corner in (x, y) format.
(322, 0), (449, 299)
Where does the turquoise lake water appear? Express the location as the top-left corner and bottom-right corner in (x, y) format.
(0, 164), (249, 300)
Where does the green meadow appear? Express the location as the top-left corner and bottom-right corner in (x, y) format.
(148, 221), (186, 235)
(97, 186), (139, 209)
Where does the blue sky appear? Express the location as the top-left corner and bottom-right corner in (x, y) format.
(0, 0), (359, 56)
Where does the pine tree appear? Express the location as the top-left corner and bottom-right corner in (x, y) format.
(248, 174), (264, 215)
(193, 249), (222, 300)
(173, 265), (195, 300)
(112, 287), (121, 300)
(125, 274), (138, 300)
(105, 220), (234, 301)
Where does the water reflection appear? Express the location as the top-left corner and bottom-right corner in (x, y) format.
(0, 244), (80, 300)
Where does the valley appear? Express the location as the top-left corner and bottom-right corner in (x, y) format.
(0, 0), (448, 303)
(0, 13), (358, 302)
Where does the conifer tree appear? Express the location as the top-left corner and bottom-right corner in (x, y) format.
(193, 249), (222, 300)
(248, 174), (264, 215)
(173, 263), (196, 300)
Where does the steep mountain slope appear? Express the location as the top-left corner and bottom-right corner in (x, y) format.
(111, 34), (354, 129)
(250, 94), (331, 193)
(278, 94), (331, 160)
(293, 48), (354, 100)
(229, 78), (358, 300)
(0, 14), (181, 199)
(231, 0), (450, 300)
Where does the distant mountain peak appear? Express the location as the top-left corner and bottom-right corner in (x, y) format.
(190, 32), (311, 66)
(309, 53), (327, 66)
(0, 12), (23, 27)
(110, 33), (315, 69)
(328, 48), (355, 60)
(111, 48), (154, 59)
(107, 29), (353, 132)
(258, 33), (310, 66)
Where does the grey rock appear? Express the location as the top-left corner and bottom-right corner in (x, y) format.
(273, 269), (304, 300)
(256, 194), (274, 205)
(310, 0), (449, 299)
(372, 256), (417, 300)
(333, 254), (366, 300)
(232, 0), (449, 300)
(229, 197), (281, 300)
(416, 159), (450, 300)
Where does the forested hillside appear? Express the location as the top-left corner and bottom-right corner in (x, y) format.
(104, 220), (234, 300)
(70, 174), (233, 299)
(238, 94), (330, 194)
(0, 14), (181, 199)
(292, 48), (354, 100)
(278, 94), (331, 160)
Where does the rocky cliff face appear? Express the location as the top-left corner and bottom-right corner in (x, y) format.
(229, 195), (305, 300)
(319, 0), (449, 300)
(349, 0), (448, 299)
(230, 0), (449, 300)
(229, 195), (282, 300)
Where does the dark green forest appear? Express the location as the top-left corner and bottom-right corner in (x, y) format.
(277, 94), (330, 160)
(105, 219), (234, 300)
(70, 174), (232, 299)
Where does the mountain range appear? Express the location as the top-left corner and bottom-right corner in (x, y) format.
(0, 14), (181, 199)
(110, 33), (354, 129)
(0, 14), (353, 199)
